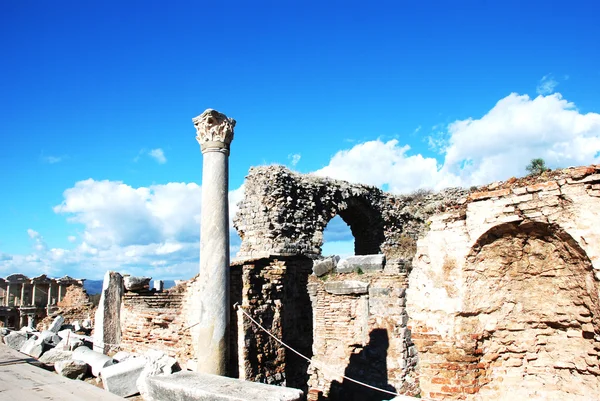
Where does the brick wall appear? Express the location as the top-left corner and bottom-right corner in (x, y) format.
(119, 286), (193, 361)
(307, 273), (419, 400)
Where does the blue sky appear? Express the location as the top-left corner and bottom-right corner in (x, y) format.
(1, 1), (599, 279)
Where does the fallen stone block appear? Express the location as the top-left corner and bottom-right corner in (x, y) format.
(101, 357), (147, 397)
(136, 349), (179, 396)
(336, 254), (385, 273)
(324, 280), (369, 295)
(144, 371), (304, 401)
(48, 315), (65, 333)
(112, 351), (132, 362)
(20, 336), (44, 358)
(3, 331), (27, 350)
(123, 275), (151, 291)
(73, 346), (114, 377)
(36, 330), (61, 346)
(55, 359), (88, 380)
(312, 256), (339, 277)
(39, 348), (73, 365)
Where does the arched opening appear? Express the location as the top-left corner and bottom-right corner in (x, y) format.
(319, 197), (385, 257)
(464, 221), (600, 399)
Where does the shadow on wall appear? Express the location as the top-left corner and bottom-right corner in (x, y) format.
(327, 328), (396, 401)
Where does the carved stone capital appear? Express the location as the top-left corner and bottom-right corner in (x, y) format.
(193, 109), (235, 153)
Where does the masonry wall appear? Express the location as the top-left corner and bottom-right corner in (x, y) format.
(406, 165), (600, 400)
(307, 272), (419, 400)
(234, 256), (313, 392)
(119, 285), (194, 361)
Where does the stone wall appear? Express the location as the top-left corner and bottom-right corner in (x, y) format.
(119, 284), (194, 362)
(307, 271), (419, 400)
(234, 166), (466, 270)
(233, 256), (313, 392)
(406, 165), (600, 400)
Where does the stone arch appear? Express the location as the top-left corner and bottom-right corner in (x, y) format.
(320, 196), (386, 256)
(463, 220), (600, 399)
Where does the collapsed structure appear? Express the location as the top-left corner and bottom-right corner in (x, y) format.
(110, 162), (600, 400)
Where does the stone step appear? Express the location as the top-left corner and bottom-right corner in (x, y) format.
(144, 371), (304, 401)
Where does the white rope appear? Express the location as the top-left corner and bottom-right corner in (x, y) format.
(235, 303), (423, 400)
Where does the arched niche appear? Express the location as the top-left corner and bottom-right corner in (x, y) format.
(463, 221), (600, 399)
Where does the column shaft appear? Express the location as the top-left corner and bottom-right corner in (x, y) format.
(32, 284), (37, 306)
(47, 284), (53, 306)
(5, 284), (9, 306)
(20, 284), (25, 306)
(197, 149), (230, 375)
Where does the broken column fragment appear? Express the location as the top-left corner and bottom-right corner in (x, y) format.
(93, 271), (124, 354)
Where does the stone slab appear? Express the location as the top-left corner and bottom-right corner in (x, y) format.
(144, 371), (304, 401)
(312, 256), (339, 277)
(72, 346), (114, 377)
(324, 280), (369, 295)
(101, 356), (146, 397)
(336, 254), (385, 273)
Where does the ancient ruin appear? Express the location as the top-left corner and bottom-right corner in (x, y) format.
(4, 109), (599, 400)
(0, 274), (85, 329)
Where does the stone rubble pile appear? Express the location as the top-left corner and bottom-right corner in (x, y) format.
(1, 274), (182, 399)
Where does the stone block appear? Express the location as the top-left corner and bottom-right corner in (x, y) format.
(3, 331), (27, 350)
(101, 357), (147, 397)
(55, 359), (88, 380)
(20, 337), (44, 358)
(48, 315), (65, 333)
(336, 254), (385, 273)
(124, 276), (152, 292)
(93, 271), (124, 354)
(324, 280), (369, 295)
(39, 348), (73, 365)
(143, 371), (304, 401)
(73, 346), (114, 377)
(312, 256), (339, 277)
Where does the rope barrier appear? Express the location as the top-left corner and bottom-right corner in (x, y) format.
(234, 303), (423, 400)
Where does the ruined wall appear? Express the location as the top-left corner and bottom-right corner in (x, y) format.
(407, 166), (600, 400)
(234, 166), (466, 271)
(234, 256), (313, 392)
(307, 272), (419, 400)
(119, 284), (194, 362)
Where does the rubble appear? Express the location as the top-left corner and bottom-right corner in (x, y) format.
(101, 357), (147, 397)
(123, 275), (152, 292)
(55, 359), (88, 380)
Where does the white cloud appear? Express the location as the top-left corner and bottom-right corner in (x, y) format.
(536, 74), (559, 95)
(1, 180), (246, 280)
(42, 155), (63, 164)
(149, 148), (167, 164)
(315, 92), (600, 192)
(288, 153), (301, 167)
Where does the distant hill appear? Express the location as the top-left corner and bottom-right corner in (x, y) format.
(83, 279), (176, 295)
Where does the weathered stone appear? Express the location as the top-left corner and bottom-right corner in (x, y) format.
(36, 330), (61, 346)
(336, 254), (385, 273)
(93, 271), (124, 354)
(48, 315), (65, 333)
(312, 256), (339, 277)
(193, 108), (235, 375)
(143, 371), (304, 401)
(39, 348), (73, 365)
(153, 280), (164, 291)
(324, 280), (369, 295)
(123, 276), (152, 292)
(55, 359), (88, 380)
(112, 351), (132, 362)
(101, 357), (147, 397)
(73, 346), (114, 377)
(136, 349), (178, 398)
(20, 337), (44, 358)
(3, 331), (27, 350)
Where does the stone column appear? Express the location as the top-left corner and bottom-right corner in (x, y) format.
(20, 284), (25, 306)
(192, 109), (235, 375)
(58, 285), (63, 303)
(47, 284), (53, 306)
(5, 284), (9, 306)
(32, 284), (37, 306)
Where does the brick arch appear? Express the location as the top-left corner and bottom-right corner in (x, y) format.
(462, 221), (600, 399)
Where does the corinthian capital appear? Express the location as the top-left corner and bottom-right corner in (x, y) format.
(193, 109), (236, 153)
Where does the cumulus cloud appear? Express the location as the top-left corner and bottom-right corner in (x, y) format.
(149, 148), (167, 164)
(315, 93), (600, 192)
(536, 74), (559, 95)
(1, 180), (246, 280)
